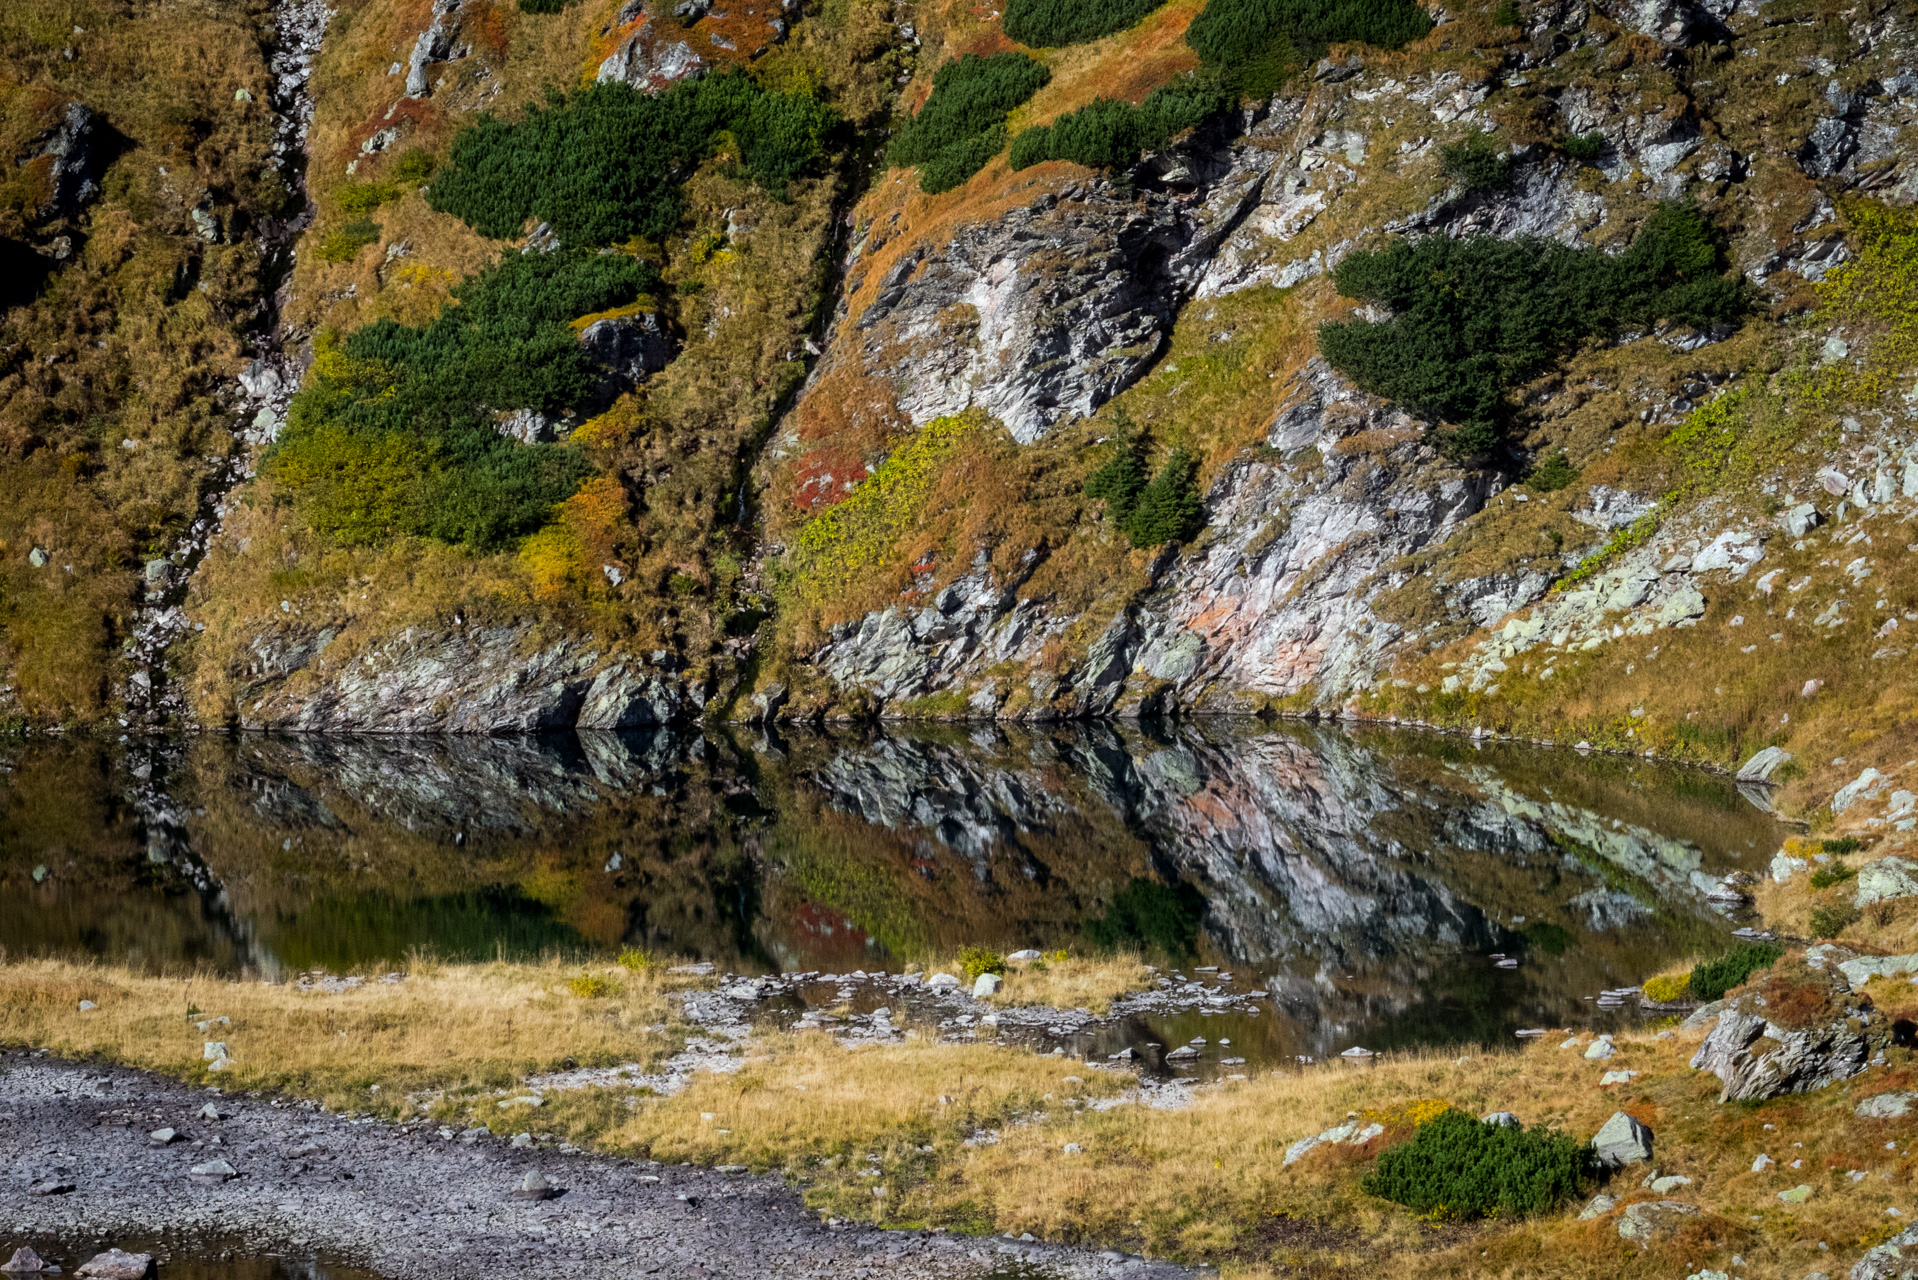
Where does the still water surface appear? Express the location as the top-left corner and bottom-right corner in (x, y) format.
(0, 721), (1780, 1056)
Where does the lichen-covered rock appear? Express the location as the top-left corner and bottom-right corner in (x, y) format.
(579, 309), (676, 385)
(1615, 1199), (1698, 1243)
(1689, 957), (1886, 1102)
(1855, 1224), (1918, 1279)
(404, 0), (466, 98)
(1856, 857), (1918, 907)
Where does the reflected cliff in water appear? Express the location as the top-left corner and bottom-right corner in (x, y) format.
(0, 722), (1779, 1053)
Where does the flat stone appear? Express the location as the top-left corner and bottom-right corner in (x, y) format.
(1856, 857), (1918, 907)
(200, 1103), (222, 1120)
(188, 1157), (238, 1183)
(27, 1178), (75, 1196)
(1649, 1174), (1692, 1193)
(1737, 745), (1793, 783)
(1600, 1070), (1637, 1085)
(1584, 1039), (1616, 1060)
(1577, 1193), (1617, 1220)
(1592, 1111), (1654, 1167)
(1778, 1184), (1814, 1203)
(925, 973), (960, 989)
(76, 1251), (152, 1280)
(1615, 1199), (1698, 1242)
(148, 1126), (178, 1144)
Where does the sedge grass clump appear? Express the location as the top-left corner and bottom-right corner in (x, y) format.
(1361, 1110), (1591, 1218)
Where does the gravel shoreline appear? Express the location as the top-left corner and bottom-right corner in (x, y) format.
(2, 1053), (1191, 1280)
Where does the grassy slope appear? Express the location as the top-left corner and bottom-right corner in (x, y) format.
(0, 0), (281, 724)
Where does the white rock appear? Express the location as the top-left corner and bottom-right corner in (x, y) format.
(926, 973), (960, 989)
(1584, 1039), (1616, 1060)
(972, 972), (1003, 998)
(1752, 1153), (1775, 1171)
(1592, 1111), (1654, 1167)
(1835, 767), (1888, 813)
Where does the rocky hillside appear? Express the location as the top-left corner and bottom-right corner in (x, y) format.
(2, 0), (1916, 819)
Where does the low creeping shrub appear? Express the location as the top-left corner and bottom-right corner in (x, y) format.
(1810, 903), (1862, 940)
(314, 219), (381, 263)
(1688, 941), (1782, 1001)
(1009, 80), (1224, 172)
(1440, 132), (1513, 193)
(889, 53), (1050, 194)
(1823, 836), (1864, 856)
(1525, 450), (1578, 491)
(1003, 0), (1165, 46)
(1318, 202), (1751, 455)
(1363, 1110), (1591, 1218)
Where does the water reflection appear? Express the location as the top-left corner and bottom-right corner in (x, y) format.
(0, 722), (1780, 1054)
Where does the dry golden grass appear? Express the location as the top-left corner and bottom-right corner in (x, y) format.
(0, 955), (701, 1115)
(933, 950), (1152, 1013)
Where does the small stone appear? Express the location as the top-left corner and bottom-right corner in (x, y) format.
(1650, 1174), (1692, 1193)
(1577, 1193), (1617, 1220)
(1615, 1199), (1698, 1242)
(511, 1132), (533, 1148)
(972, 972), (1003, 998)
(1752, 1153), (1774, 1172)
(28, 548), (48, 568)
(189, 1157), (237, 1183)
(1062, 1142), (1083, 1155)
(149, 1127), (178, 1145)
(27, 1178), (75, 1196)
(1584, 1039), (1616, 1060)
(201, 1102), (222, 1120)
(459, 1126), (490, 1143)
(202, 1041), (228, 1062)
(1600, 1070), (1637, 1085)
(78, 999), (97, 1011)
(1480, 1112), (1521, 1127)
(77, 1251), (153, 1280)
(926, 973), (959, 989)
(1008, 949), (1042, 961)
(514, 1169), (560, 1201)
(2, 1247), (50, 1274)
(1778, 1184), (1814, 1203)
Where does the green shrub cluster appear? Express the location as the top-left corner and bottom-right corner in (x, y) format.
(1810, 859), (1857, 890)
(1009, 80), (1224, 172)
(1084, 877), (1205, 955)
(1440, 132), (1513, 192)
(429, 76), (837, 246)
(1318, 203), (1751, 455)
(269, 250), (656, 549)
(1562, 131), (1606, 165)
(1823, 836), (1864, 855)
(1525, 451), (1578, 491)
(1811, 903), (1863, 939)
(315, 219), (382, 263)
(1003, 0), (1165, 46)
(1084, 427), (1206, 546)
(1363, 1111), (1590, 1219)
(889, 53), (1051, 193)
(1688, 941), (1782, 1001)
(1185, 0), (1433, 94)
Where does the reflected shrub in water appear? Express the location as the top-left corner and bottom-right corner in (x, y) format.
(1688, 941), (1782, 1000)
(1084, 877), (1205, 957)
(1362, 1110), (1591, 1218)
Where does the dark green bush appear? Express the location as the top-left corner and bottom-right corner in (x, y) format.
(889, 53), (1051, 193)
(1491, 0), (1520, 26)
(1526, 451), (1578, 491)
(1440, 132), (1513, 192)
(269, 250), (655, 549)
(1823, 836), (1863, 855)
(1687, 941), (1782, 1001)
(1562, 131), (1606, 165)
(1363, 1111), (1591, 1219)
(1810, 904), (1862, 940)
(1084, 426), (1205, 547)
(1009, 80), (1224, 171)
(519, 0), (577, 10)
(1084, 877), (1206, 955)
(1317, 203), (1751, 455)
(1004, 0), (1165, 46)
(1810, 859), (1857, 890)
(429, 76), (837, 247)
(1185, 0), (1432, 95)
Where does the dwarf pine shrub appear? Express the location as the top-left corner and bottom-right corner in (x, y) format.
(1009, 80), (1224, 172)
(1003, 0), (1165, 46)
(429, 75), (836, 246)
(889, 53), (1051, 193)
(1318, 203), (1751, 455)
(1185, 0), (1432, 94)
(1439, 132), (1513, 192)
(1526, 451), (1578, 491)
(1363, 1111), (1591, 1218)
(1688, 941), (1782, 1001)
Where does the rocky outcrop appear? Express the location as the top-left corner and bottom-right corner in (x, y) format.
(1853, 1225), (1918, 1280)
(580, 309), (677, 385)
(596, 8), (707, 93)
(1688, 958), (1886, 1102)
(405, 0), (466, 98)
(230, 622), (701, 732)
(26, 102), (103, 214)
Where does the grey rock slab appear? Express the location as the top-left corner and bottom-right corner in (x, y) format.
(1, 1247), (49, 1274)
(1690, 993), (1879, 1101)
(1856, 858), (1918, 908)
(1854, 1224), (1918, 1279)
(1, 1055), (1197, 1280)
(1615, 1199), (1698, 1242)
(1592, 1111), (1654, 1167)
(1736, 746), (1793, 784)
(1857, 1092), (1918, 1119)
(76, 1252), (152, 1280)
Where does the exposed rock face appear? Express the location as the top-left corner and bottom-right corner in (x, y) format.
(1854, 1225), (1918, 1280)
(809, 358), (1491, 715)
(229, 622), (701, 732)
(1688, 960), (1884, 1102)
(405, 0), (466, 98)
(27, 102), (103, 213)
(833, 132), (1268, 444)
(596, 10), (707, 93)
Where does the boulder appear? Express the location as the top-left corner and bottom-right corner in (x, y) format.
(1, 1248), (49, 1274)
(1592, 1111), (1655, 1167)
(1857, 1092), (1918, 1120)
(579, 309), (676, 384)
(1857, 858), (1918, 907)
(1737, 746), (1794, 784)
(1585, 1039), (1616, 1060)
(1838, 953), (1918, 988)
(189, 1157), (238, 1183)
(1615, 1199), (1699, 1242)
(1771, 850), (1809, 883)
(972, 972), (1003, 997)
(1835, 767), (1889, 814)
(1480, 1111), (1521, 1127)
(1689, 957), (1884, 1102)
(1780, 503), (1823, 537)
(1577, 1193), (1617, 1220)
(1854, 1223), (1918, 1279)
(1592, 1111), (1654, 1167)
(514, 1169), (560, 1201)
(76, 1252), (152, 1280)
